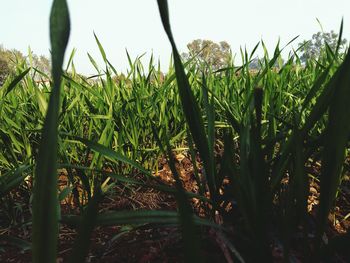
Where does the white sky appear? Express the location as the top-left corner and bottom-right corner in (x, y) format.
(1, 0), (349, 75)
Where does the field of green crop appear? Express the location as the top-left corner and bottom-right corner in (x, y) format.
(1, 0), (350, 262)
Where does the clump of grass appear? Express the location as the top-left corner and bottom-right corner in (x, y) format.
(0, 0), (349, 262)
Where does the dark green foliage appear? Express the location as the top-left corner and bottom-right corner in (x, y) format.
(32, 0), (70, 262)
(1, 1), (349, 262)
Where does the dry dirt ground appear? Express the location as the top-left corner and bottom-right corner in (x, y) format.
(1, 153), (349, 262)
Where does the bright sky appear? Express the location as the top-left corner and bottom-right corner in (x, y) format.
(1, 0), (350, 75)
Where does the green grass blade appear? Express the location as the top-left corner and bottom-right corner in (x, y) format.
(3, 68), (31, 97)
(335, 19), (344, 56)
(32, 0), (70, 262)
(93, 32), (107, 63)
(62, 210), (217, 228)
(156, 0), (215, 200)
(75, 137), (151, 176)
(272, 60), (346, 191)
(65, 48), (76, 71)
(87, 52), (101, 74)
(201, 74), (217, 195)
(317, 49), (350, 246)
(301, 64), (332, 112)
(0, 164), (32, 198)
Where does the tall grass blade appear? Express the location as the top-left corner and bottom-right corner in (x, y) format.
(32, 0), (70, 262)
(317, 49), (350, 247)
(93, 32), (107, 63)
(156, 0), (215, 200)
(335, 19), (344, 56)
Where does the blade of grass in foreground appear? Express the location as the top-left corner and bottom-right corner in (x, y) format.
(32, 1), (70, 263)
(317, 49), (350, 249)
(156, 0), (215, 201)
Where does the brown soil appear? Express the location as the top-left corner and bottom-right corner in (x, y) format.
(0, 152), (349, 262)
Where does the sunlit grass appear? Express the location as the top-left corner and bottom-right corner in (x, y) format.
(0, 0), (349, 262)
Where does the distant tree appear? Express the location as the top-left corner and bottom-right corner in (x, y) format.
(248, 56), (284, 70)
(112, 73), (133, 86)
(0, 45), (18, 86)
(249, 57), (261, 70)
(0, 45), (51, 85)
(0, 56), (10, 86)
(182, 39), (231, 70)
(31, 54), (51, 75)
(298, 30), (347, 63)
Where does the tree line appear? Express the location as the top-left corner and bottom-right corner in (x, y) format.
(0, 45), (50, 86)
(181, 30), (348, 70)
(0, 29), (347, 87)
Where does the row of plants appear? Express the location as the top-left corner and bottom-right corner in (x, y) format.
(1, 0), (349, 262)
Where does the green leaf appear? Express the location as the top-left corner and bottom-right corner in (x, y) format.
(156, 0), (215, 201)
(32, 1), (70, 262)
(3, 68), (31, 97)
(0, 164), (32, 198)
(58, 186), (73, 202)
(317, 49), (350, 245)
(62, 210), (217, 228)
(75, 137), (151, 176)
(65, 48), (76, 71)
(156, 3), (207, 261)
(93, 32), (107, 63)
